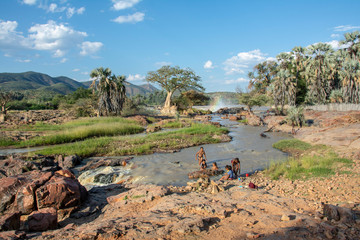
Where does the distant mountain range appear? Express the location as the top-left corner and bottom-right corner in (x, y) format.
(0, 71), (159, 96)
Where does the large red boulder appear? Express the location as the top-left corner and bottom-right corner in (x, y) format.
(35, 170), (87, 210)
(0, 212), (20, 231)
(0, 171), (52, 215)
(28, 207), (57, 232)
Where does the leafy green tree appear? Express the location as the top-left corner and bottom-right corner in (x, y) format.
(0, 91), (23, 114)
(248, 61), (277, 94)
(237, 89), (268, 112)
(90, 67), (126, 116)
(146, 66), (204, 111)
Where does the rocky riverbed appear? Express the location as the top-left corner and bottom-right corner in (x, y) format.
(0, 110), (359, 239)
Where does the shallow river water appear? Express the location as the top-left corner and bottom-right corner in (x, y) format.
(127, 116), (289, 186)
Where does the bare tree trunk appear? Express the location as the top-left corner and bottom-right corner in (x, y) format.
(164, 91), (173, 109)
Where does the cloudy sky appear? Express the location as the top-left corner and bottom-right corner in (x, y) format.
(1, 0), (360, 92)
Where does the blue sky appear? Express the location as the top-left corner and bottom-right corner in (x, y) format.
(1, 0), (360, 92)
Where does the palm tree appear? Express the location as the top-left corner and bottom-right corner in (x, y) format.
(90, 67), (126, 116)
(338, 31), (360, 103)
(304, 43), (335, 104)
(270, 69), (296, 114)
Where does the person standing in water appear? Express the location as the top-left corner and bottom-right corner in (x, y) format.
(195, 147), (207, 165)
(231, 158), (241, 178)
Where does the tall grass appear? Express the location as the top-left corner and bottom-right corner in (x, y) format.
(34, 123), (229, 157)
(18, 122), (143, 147)
(2, 117), (139, 132)
(34, 137), (113, 158)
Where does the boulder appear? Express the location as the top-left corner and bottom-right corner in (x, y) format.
(57, 155), (81, 169)
(36, 170), (87, 210)
(194, 115), (212, 122)
(323, 204), (355, 223)
(245, 113), (262, 126)
(0, 212), (21, 231)
(127, 115), (148, 126)
(0, 156), (38, 178)
(228, 115), (240, 121)
(28, 207), (57, 232)
(79, 157), (132, 171)
(0, 171), (53, 215)
(146, 125), (162, 133)
(188, 169), (224, 179)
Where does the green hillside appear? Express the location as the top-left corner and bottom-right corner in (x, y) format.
(0, 71), (158, 97)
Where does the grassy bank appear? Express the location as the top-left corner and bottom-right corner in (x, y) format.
(0, 117), (144, 148)
(33, 123), (229, 158)
(266, 139), (353, 180)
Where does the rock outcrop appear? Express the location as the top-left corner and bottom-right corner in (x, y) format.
(0, 170), (87, 232)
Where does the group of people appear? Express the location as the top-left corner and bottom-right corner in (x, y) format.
(195, 147), (241, 180)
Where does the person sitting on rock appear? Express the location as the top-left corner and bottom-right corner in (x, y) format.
(220, 165), (235, 180)
(200, 158), (207, 170)
(195, 147), (207, 165)
(212, 162), (219, 171)
(231, 158), (241, 178)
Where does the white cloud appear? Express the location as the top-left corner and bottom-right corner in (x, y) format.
(72, 68), (80, 72)
(112, 0), (141, 10)
(331, 33), (340, 38)
(16, 59), (31, 63)
(113, 12), (145, 24)
(204, 60), (214, 69)
(28, 20), (87, 57)
(225, 78), (248, 85)
(223, 49), (268, 75)
(53, 49), (65, 57)
(127, 74), (145, 81)
(0, 20), (30, 50)
(66, 7), (85, 18)
(60, 58), (67, 63)
(67, 7), (75, 18)
(80, 41), (103, 56)
(81, 72), (89, 75)
(0, 20), (101, 59)
(334, 25), (360, 32)
(155, 61), (172, 67)
(23, 0), (37, 5)
(77, 7), (85, 14)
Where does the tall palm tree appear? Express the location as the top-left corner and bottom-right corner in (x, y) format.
(338, 31), (360, 103)
(90, 67), (126, 116)
(304, 43), (335, 104)
(270, 69), (296, 115)
(291, 46), (308, 104)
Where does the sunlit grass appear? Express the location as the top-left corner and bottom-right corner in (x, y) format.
(0, 117), (144, 148)
(34, 123), (229, 157)
(266, 139), (354, 180)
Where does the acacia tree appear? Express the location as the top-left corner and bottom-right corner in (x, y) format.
(146, 66), (204, 111)
(90, 67), (126, 116)
(0, 91), (23, 122)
